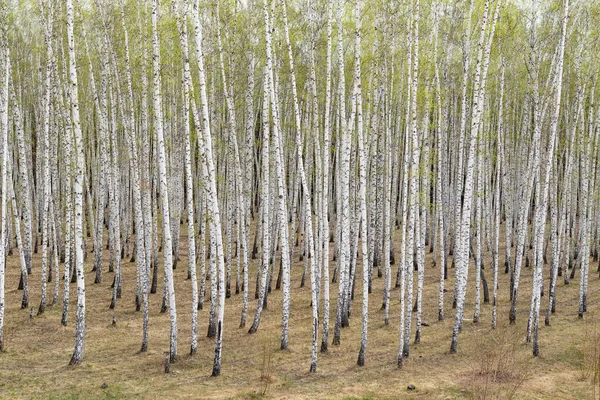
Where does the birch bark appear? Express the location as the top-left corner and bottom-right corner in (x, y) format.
(67, 0), (87, 365)
(152, 0), (178, 362)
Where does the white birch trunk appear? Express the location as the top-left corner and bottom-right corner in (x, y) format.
(279, 0), (315, 353)
(333, 0), (352, 346)
(38, 3), (54, 316)
(451, 0), (495, 353)
(191, 0), (227, 375)
(402, 0), (420, 359)
(67, 0), (86, 365)
(320, 0), (334, 354)
(532, 0), (568, 357)
(8, 151), (29, 311)
(118, 1), (148, 349)
(0, 47), (9, 351)
(492, 65), (504, 329)
(354, 0), (370, 367)
(152, 0), (178, 362)
(11, 82), (32, 277)
(171, 0), (198, 355)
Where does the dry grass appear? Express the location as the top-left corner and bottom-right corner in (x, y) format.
(0, 222), (598, 399)
(581, 312), (600, 399)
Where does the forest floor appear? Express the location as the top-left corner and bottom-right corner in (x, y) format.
(1, 222), (599, 399)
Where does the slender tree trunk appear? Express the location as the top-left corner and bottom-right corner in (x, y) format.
(320, 0), (334, 354)
(152, 0), (178, 363)
(67, 0), (86, 366)
(191, 0), (227, 376)
(0, 47), (9, 351)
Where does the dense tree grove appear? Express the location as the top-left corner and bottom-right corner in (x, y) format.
(0, 0), (598, 377)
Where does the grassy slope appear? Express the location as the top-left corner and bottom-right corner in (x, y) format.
(0, 223), (598, 399)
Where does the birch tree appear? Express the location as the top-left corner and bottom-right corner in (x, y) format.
(67, 0), (86, 366)
(152, 0), (178, 363)
(0, 45), (9, 352)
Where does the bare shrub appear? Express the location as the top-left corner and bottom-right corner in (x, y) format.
(259, 334), (276, 396)
(468, 328), (527, 400)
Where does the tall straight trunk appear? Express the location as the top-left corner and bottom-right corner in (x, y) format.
(354, 0), (370, 367)
(260, 0), (292, 351)
(137, 3), (153, 351)
(396, 7), (413, 368)
(382, 92), (392, 325)
(0, 47), (9, 351)
(213, 2), (249, 334)
(8, 152), (29, 310)
(402, 0), (420, 360)
(577, 86), (593, 319)
(333, 0), (352, 346)
(67, 0), (86, 366)
(249, 68), (271, 335)
(152, 0), (178, 363)
(309, 38), (323, 312)
(87, 19), (108, 284)
(415, 72), (430, 344)
(240, 33), (256, 328)
(191, 0), (227, 376)
(279, 0), (315, 353)
(434, 19), (445, 321)
(320, 0), (334, 354)
(473, 133), (484, 324)
(492, 65), (504, 329)
(117, 1), (148, 351)
(451, 0), (495, 353)
(532, 0), (568, 355)
(11, 83), (32, 276)
(57, 35), (73, 324)
(39, 2), (54, 316)
(526, 0), (569, 355)
(107, 77), (121, 308)
(547, 89), (577, 323)
(172, 0), (198, 355)
(452, 0), (474, 308)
